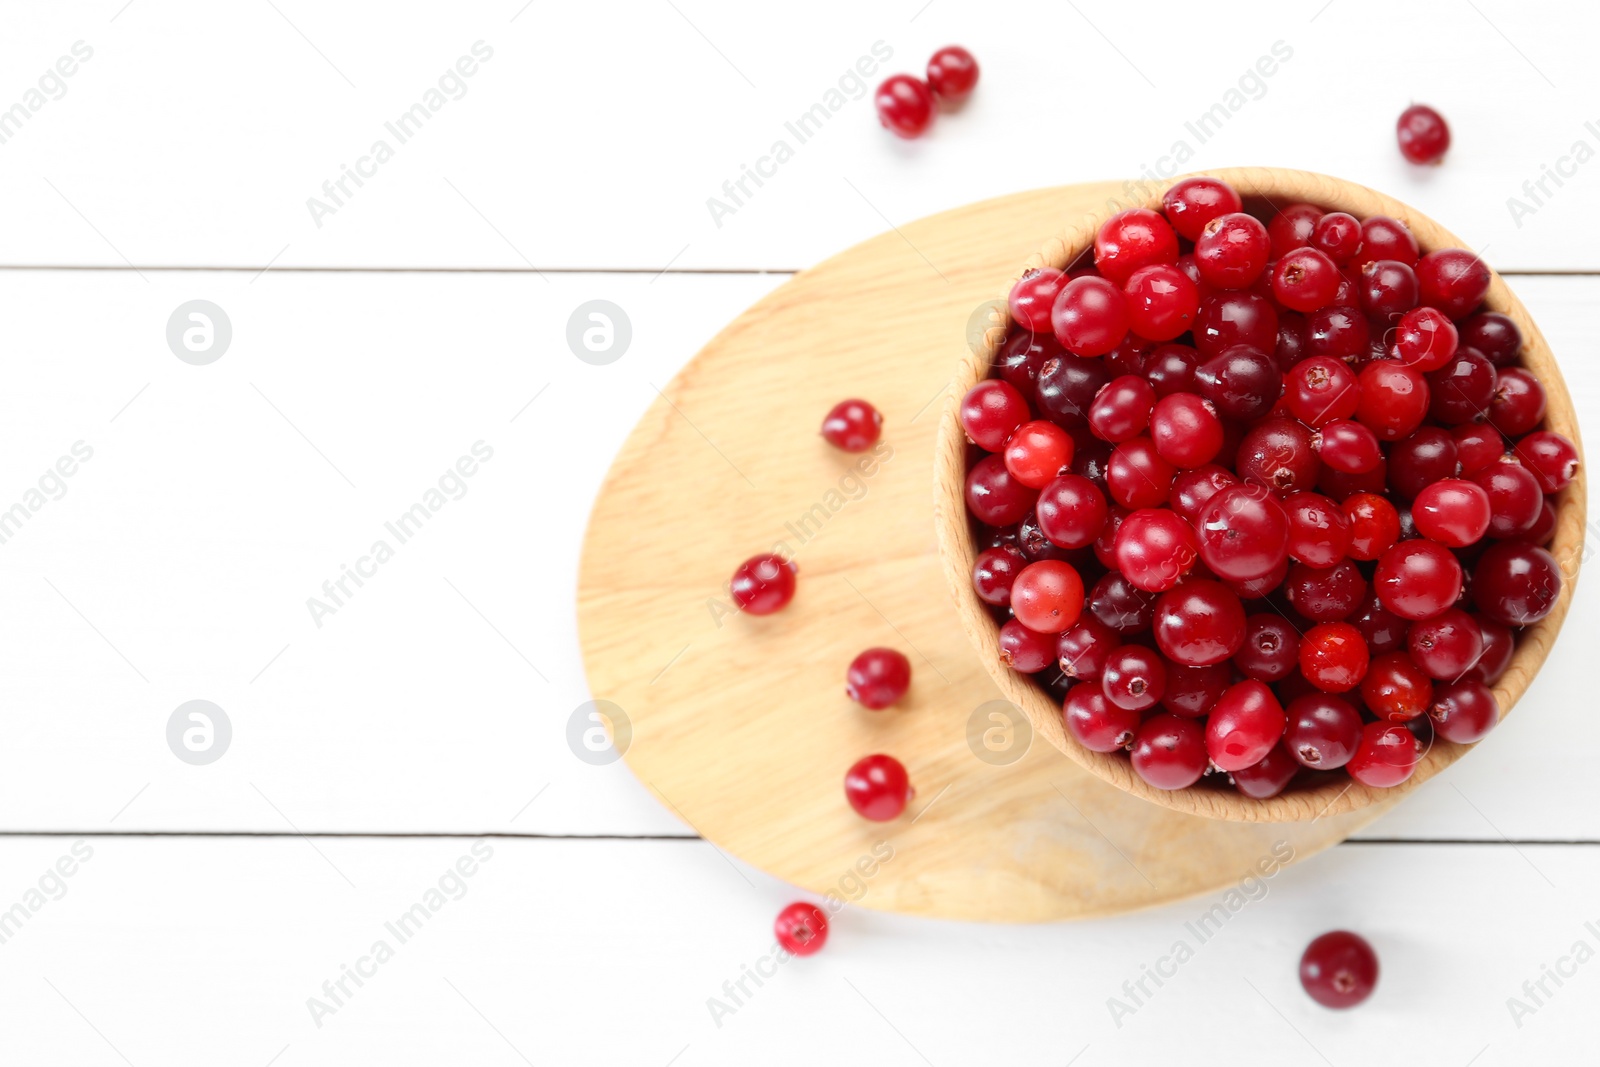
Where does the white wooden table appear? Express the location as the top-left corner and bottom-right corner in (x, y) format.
(2, 1), (1596, 1062)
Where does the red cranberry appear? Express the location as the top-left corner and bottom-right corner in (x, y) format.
(1417, 249), (1490, 320)
(774, 902), (829, 956)
(1036, 474), (1110, 549)
(1102, 645), (1167, 712)
(844, 754), (913, 820)
(1088, 375), (1156, 442)
(1452, 422), (1505, 476)
(1011, 560), (1084, 634)
(1305, 304), (1371, 362)
(1396, 104), (1450, 164)
(1407, 608), (1483, 680)
(1468, 616), (1515, 683)
(1237, 417), (1320, 494)
(1488, 367), (1547, 437)
(1124, 264), (1199, 341)
(1298, 621), (1370, 693)
(1195, 483), (1291, 582)
(1473, 540), (1562, 626)
(1143, 343), (1201, 397)
(1283, 491), (1352, 567)
(1273, 247), (1342, 312)
(1349, 590), (1409, 655)
(1458, 311), (1522, 367)
(1429, 679), (1499, 744)
(1064, 684), (1139, 751)
(1163, 177), (1243, 241)
(1149, 393), (1224, 469)
(1513, 431), (1580, 493)
(1089, 571), (1159, 633)
(998, 618), (1055, 672)
(1394, 306), (1459, 372)
(966, 453), (1038, 526)
(1231, 742), (1300, 798)
(821, 399), (883, 452)
(1285, 693), (1363, 769)
(1162, 661), (1232, 718)
(1310, 212), (1363, 264)
(1374, 540), (1463, 621)
(971, 545), (1026, 607)
(1359, 259), (1419, 327)
(1152, 579), (1245, 666)
(1194, 212), (1271, 289)
(959, 380), (1029, 451)
(1194, 292), (1279, 361)
(1316, 420), (1383, 476)
(1412, 478), (1492, 547)
(1300, 931), (1380, 1008)
(1058, 616), (1121, 682)
(846, 648), (912, 709)
(1095, 209), (1179, 287)
(1268, 203), (1323, 258)
(1130, 713), (1207, 789)
(1346, 722), (1424, 787)
(1053, 276), (1130, 357)
(995, 329), (1062, 391)
(1115, 509), (1199, 593)
(1472, 458), (1543, 539)
(1361, 651), (1434, 722)
(1170, 464), (1238, 525)
(874, 76), (934, 138)
(1356, 361), (1430, 442)
(1284, 356), (1359, 427)
(1008, 268), (1068, 334)
(1107, 437), (1176, 509)
(731, 554), (798, 615)
(1387, 426), (1460, 500)
(1360, 216), (1418, 267)
(925, 45), (979, 103)
(1226, 558), (1290, 601)
(1285, 559), (1367, 621)
(1036, 354), (1112, 425)
(1426, 347), (1496, 425)
(1206, 679), (1286, 771)
(1236, 613), (1301, 682)
(1196, 345), (1283, 422)
(1343, 492), (1401, 560)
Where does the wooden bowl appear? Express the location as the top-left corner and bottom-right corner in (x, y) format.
(934, 166), (1587, 822)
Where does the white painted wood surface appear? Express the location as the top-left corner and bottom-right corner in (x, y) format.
(3, 0), (1598, 1061)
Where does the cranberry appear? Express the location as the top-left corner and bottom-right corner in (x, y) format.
(1161, 661), (1232, 718)
(1231, 742), (1300, 798)
(925, 45), (979, 103)
(1407, 607), (1483, 680)
(1283, 491), (1352, 567)
(1143, 343), (1201, 396)
(874, 75), (934, 138)
(1387, 427), (1460, 500)
(1089, 572), (1159, 633)
(1523, 497), (1557, 544)
(1196, 344), (1283, 422)
(1349, 591), (1409, 655)
(1058, 616), (1121, 682)
(1114, 509), (1199, 593)
(1513, 431), (1580, 493)
(1452, 422), (1505, 476)
(1163, 177), (1243, 241)
(1095, 209), (1179, 287)
(1473, 540), (1562, 626)
(1234, 418), (1316, 494)
(1316, 420), (1383, 476)
(1088, 375), (1156, 442)
(1358, 259), (1419, 327)
(1206, 679), (1286, 771)
(971, 544), (1026, 607)
(731, 554), (798, 615)
(995, 330), (1062, 391)
(1036, 354), (1111, 425)
(844, 754), (913, 820)
(1035, 474), (1110, 550)
(1010, 560), (1085, 634)
(1234, 616), (1298, 685)
(774, 902), (829, 957)
(1284, 693), (1363, 769)
(1375, 540), (1463, 620)
(1285, 559), (1366, 621)
(1300, 931), (1379, 1009)
(1429, 679), (1499, 744)
(1298, 621), (1370, 693)
(1427, 348), (1496, 424)
(1343, 492), (1401, 560)
(1394, 306), (1459, 372)
(1488, 367), (1547, 437)
(1469, 616), (1515, 683)
(1284, 356), (1359, 427)
(1306, 304), (1371, 362)
(1107, 437), (1176, 509)
(1396, 104), (1450, 164)
(1275, 311), (1310, 370)
(959, 380), (1029, 451)
(965, 453), (1038, 526)
(1355, 360), (1430, 441)
(1102, 645), (1167, 712)
(846, 648), (912, 709)
(1273, 247), (1342, 312)
(1053, 276), (1130, 357)
(1064, 684), (1139, 751)
(1412, 478), (1491, 547)
(1148, 393), (1224, 470)
(1346, 721), (1423, 787)
(1194, 292), (1279, 361)
(1195, 483), (1291, 582)
(1472, 458), (1543, 538)
(1361, 651), (1434, 722)
(1130, 713), (1207, 789)
(1151, 579), (1245, 666)
(821, 399), (883, 452)
(1008, 268), (1068, 334)
(1226, 558), (1290, 601)
(1360, 216), (1418, 267)
(1170, 465), (1238, 524)
(1268, 202), (1323, 258)
(1124, 264), (1200, 341)
(998, 618), (1055, 672)
(1417, 249), (1490, 320)
(1194, 212), (1272, 289)
(1310, 212), (1363, 265)
(1093, 505), (1129, 569)
(1458, 311), (1522, 367)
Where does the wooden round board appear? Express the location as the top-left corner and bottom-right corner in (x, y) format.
(576, 182), (1395, 922)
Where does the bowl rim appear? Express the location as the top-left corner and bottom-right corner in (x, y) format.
(933, 166), (1588, 822)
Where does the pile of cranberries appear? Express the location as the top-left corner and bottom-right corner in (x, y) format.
(962, 175), (1577, 798)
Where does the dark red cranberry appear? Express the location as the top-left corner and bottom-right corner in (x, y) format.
(1453, 422), (1505, 476)
(1407, 607), (1483, 680)
(1149, 393), (1224, 469)
(1472, 458), (1543, 539)
(1170, 465), (1238, 525)
(1130, 713), (1207, 789)
(1058, 616), (1121, 682)
(1310, 212), (1363, 265)
(1285, 560), (1366, 622)
(846, 648), (912, 709)
(998, 617), (1055, 672)
(1143, 343), (1200, 397)
(1473, 541), (1562, 626)
(1231, 742), (1299, 798)
(1088, 375), (1156, 442)
(959, 380), (1029, 450)
(1194, 292), (1279, 361)
(1387, 427), (1460, 500)
(1429, 679), (1499, 743)
(1161, 661), (1232, 718)
(971, 544), (1026, 607)
(731, 554), (798, 614)
(1036, 474), (1110, 550)
(1205, 679), (1286, 771)
(1458, 311), (1522, 367)
(1163, 177), (1243, 241)
(1346, 722), (1423, 787)
(994, 329), (1061, 391)
(925, 45), (979, 103)
(874, 76), (934, 138)
(1375, 540), (1463, 621)
(1268, 202), (1323, 258)
(1397, 104), (1450, 164)
(1196, 344), (1283, 421)
(1285, 693), (1363, 769)
(1275, 311), (1310, 372)
(1114, 509), (1200, 593)
(844, 754), (913, 820)
(1349, 591), (1409, 655)
(821, 399), (883, 452)
(1300, 931), (1380, 1008)
(1089, 571), (1159, 633)
(1358, 259), (1419, 327)
(1036, 354), (1111, 425)
(966, 453), (1038, 526)
(1316, 420), (1382, 476)
(1195, 483), (1291, 582)
(1064, 684), (1139, 751)
(1236, 613), (1301, 682)
(1426, 347), (1496, 425)
(1469, 616), (1514, 683)
(1488, 367), (1547, 438)
(1305, 305), (1371, 362)
(1151, 579), (1245, 666)
(1102, 645), (1167, 712)
(1417, 248), (1490, 320)
(1238, 417), (1320, 494)
(1360, 216), (1418, 267)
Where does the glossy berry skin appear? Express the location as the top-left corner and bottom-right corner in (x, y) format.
(998, 618), (1055, 672)
(1311, 212), (1363, 264)
(1417, 248), (1490, 320)
(1064, 684), (1139, 752)
(1152, 579), (1245, 666)
(1285, 693), (1363, 769)
(1169, 464), (1237, 525)
(1356, 361), (1430, 442)
(1305, 304), (1370, 362)
(1273, 248), (1342, 312)
(1194, 292), (1279, 361)
(959, 380), (1029, 451)
(1513, 431), (1580, 493)
(965, 454), (1037, 526)
(1124, 264), (1200, 341)
(1460, 311), (1522, 367)
(1472, 459), (1543, 539)
(1283, 492), (1351, 567)
(971, 545), (1025, 607)
(1195, 344), (1283, 422)
(774, 902), (829, 957)
(1298, 622), (1370, 693)
(1161, 662), (1231, 718)
(1375, 540), (1463, 621)
(1349, 591), (1409, 656)
(1361, 651), (1434, 722)
(1300, 931), (1380, 1009)
(1206, 680), (1287, 771)
(1361, 216), (1419, 267)
(731, 554), (798, 615)
(1469, 616), (1515, 684)
(1343, 493), (1401, 561)
(1428, 348), (1496, 425)
(925, 45), (979, 102)
(1407, 608), (1483, 680)
(1163, 177), (1243, 241)
(1149, 393), (1224, 468)
(1088, 375), (1156, 442)
(1238, 418), (1320, 493)
(1008, 268), (1068, 334)
(1429, 679), (1499, 744)
(1489, 368), (1548, 438)
(1268, 202), (1323, 258)
(1004, 419), (1075, 489)
(846, 648), (912, 709)
(874, 75), (934, 138)
(1285, 560), (1367, 622)
(1058, 616), (1121, 682)
(1115, 509), (1199, 593)
(1195, 483), (1291, 582)
(1412, 478), (1492, 547)
(1194, 212), (1271, 289)
(1102, 645), (1167, 712)
(1284, 357), (1360, 427)
(1346, 722), (1424, 788)
(1130, 713), (1207, 790)
(1095, 209), (1179, 287)
(1106, 437), (1176, 509)
(1397, 104), (1450, 164)
(1037, 359), (1111, 429)
(995, 330), (1060, 391)
(1236, 614), (1300, 682)
(1317, 419), (1382, 476)
(1089, 571), (1159, 633)
(1394, 306), (1458, 372)
(1010, 560), (1084, 634)
(1232, 742), (1300, 798)
(1359, 259), (1419, 327)
(1473, 541), (1562, 627)
(1036, 474), (1110, 549)
(1053, 276), (1130, 357)
(844, 754), (913, 820)
(821, 399), (883, 452)
(1453, 423), (1505, 477)
(1387, 427), (1459, 500)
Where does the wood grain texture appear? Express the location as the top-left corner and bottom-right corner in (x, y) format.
(934, 167), (1587, 823)
(577, 181), (1389, 923)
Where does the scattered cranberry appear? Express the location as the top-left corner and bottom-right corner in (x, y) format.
(774, 902), (829, 956)
(844, 754), (913, 820)
(874, 75), (934, 138)
(1397, 104), (1450, 165)
(846, 648), (912, 710)
(821, 399), (883, 452)
(925, 46), (978, 104)
(1300, 931), (1379, 1009)
(731, 554), (797, 615)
